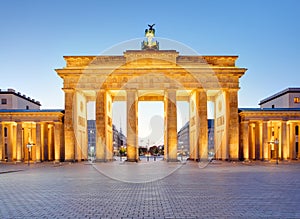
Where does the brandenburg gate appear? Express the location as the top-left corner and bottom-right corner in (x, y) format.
(56, 26), (247, 162)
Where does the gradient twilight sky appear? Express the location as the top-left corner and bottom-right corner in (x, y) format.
(1, 0), (300, 144)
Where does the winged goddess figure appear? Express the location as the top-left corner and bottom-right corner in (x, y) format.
(145, 24), (155, 46)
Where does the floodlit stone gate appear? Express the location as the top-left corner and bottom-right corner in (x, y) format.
(56, 48), (247, 162)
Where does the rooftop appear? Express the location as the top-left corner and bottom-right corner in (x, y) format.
(239, 108), (300, 112)
(0, 109), (64, 113)
(0, 88), (41, 106)
(259, 87), (300, 105)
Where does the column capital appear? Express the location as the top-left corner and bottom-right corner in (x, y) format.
(53, 121), (63, 125)
(96, 89), (106, 93)
(207, 96), (215, 102)
(164, 89), (177, 97)
(241, 120), (249, 124)
(221, 88), (239, 92)
(62, 88), (75, 93)
(126, 89), (138, 93)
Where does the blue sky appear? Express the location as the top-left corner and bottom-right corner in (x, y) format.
(1, 0), (300, 143)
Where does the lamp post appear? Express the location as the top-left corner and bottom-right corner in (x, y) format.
(274, 138), (279, 165)
(26, 143), (32, 166)
(181, 146), (183, 161)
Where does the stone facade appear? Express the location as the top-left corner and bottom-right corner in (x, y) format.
(239, 108), (300, 161)
(0, 109), (64, 162)
(56, 49), (247, 162)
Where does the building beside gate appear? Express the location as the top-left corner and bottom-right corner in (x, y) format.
(0, 89), (64, 162)
(239, 88), (300, 161)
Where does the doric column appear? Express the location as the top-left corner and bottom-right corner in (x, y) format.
(43, 124), (49, 161)
(165, 90), (177, 162)
(9, 124), (15, 161)
(241, 121), (249, 160)
(198, 90), (208, 161)
(126, 90), (138, 162)
(96, 90), (107, 161)
(16, 122), (22, 162)
(287, 123), (291, 159)
(48, 124), (54, 161)
(281, 121), (288, 160)
(64, 89), (75, 161)
(249, 124), (254, 160)
(54, 122), (63, 162)
(262, 121), (268, 160)
(0, 122), (3, 161)
(294, 123), (300, 159)
(35, 122), (41, 162)
(255, 122), (261, 159)
(289, 123), (295, 159)
(258, 122), (263, 160)
(228, 89), (239, 160)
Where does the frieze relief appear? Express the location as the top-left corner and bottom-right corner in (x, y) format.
(202, 56), (237, 67)
(124, 50), (179, 64)
(65, 57), (94, 67)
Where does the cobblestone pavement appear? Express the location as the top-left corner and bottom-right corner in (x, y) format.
(1, 160), (300, 218)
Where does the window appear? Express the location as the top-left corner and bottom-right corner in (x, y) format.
(1, 98), (7, 104)
(26, 106), (29, 110)
(272, 104), (275, 108)
(294, 97), (300, 103)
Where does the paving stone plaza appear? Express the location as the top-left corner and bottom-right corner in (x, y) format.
(1, 160), (300, 218)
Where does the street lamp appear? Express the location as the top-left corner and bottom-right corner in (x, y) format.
(181, 146), (184, 161)
(26, 143), (32, 166)
(274, 138), (279, 165)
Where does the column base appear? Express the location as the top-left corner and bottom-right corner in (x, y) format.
(95, 159), (106, 162)
(229, 158), (239, 162)
(95, 159), (114, 162)
(187, 158), (200, 162)
(166, 158), (180, 162)
(126, 158), (139, 162)
(64, 159), (77, 163)
(198, 159), (210, 163)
